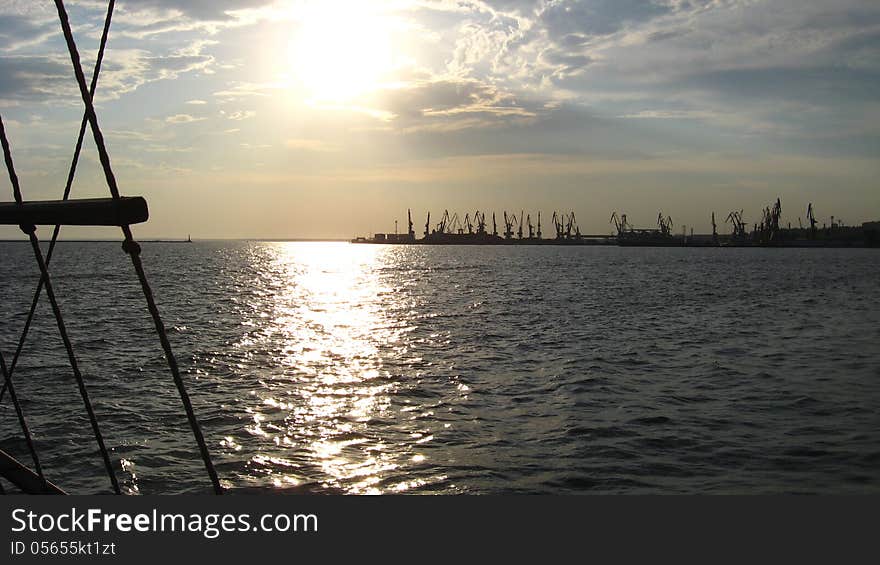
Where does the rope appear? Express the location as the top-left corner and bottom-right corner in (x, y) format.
(0, 115), (120, 495)
(0, 117), (47, 486)
(25, 232), (121, 494)
(0, 348), (46, 487)
(0, 0), (114, 405)
(0, 116), (23, 204)
(54, 0), (223, 494)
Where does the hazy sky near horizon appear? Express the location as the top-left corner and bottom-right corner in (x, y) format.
(1, 0), (879, 239)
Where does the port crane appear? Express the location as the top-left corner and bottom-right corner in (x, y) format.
(725, 210), (747, 239)
(503, 211), (515, 239)
(773, 198), (782, 232)
(711, 212), (718, 244)
(449, 212), (464, 234)
(767, 198), (782, 233)
(807, 203), (817, 238)
(551, 212), (565, 239)
(356, 197), (865, 247)
(436, 210), (450, 234)
(464, 213), (474, 234)
(566, 212), (581, 239)
(475, 211), (487, 234)
(756, 198), (782, 243)
(657, 212), (673, 237)
(610, 211), (631, 236)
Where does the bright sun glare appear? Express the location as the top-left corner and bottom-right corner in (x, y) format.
(288, 2), (395, 103)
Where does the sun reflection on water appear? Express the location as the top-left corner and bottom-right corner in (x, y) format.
(232, 242), (436, 493)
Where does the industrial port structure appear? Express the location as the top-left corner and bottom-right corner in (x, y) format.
(352, 200), (879, 248)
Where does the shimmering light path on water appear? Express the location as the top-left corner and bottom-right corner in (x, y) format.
(1, 241), (878, 494)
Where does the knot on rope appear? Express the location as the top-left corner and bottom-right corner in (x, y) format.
(122, 239), (141, 256)
(0, 0), (223, 495)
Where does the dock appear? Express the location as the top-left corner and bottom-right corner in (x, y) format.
(352, 204), (879, 248)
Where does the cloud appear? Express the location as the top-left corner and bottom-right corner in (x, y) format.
(539, 50), (594, 77)
(72, 0), (293, 42)
(618, 109), (722, 120)
(0, 40), (215, 103)
(283, 151), (880, 187)
(109, 0), (276, 22)
(386, 79), (516, 116)
(95, 46), (216, 99)
(368, 77), (539, 131)
(0, 13), (57, 52)
(165, 113), (206, 124)
(212, 81), (280, 101)
(540, 0), (671, 38)
(222, 109), (256, 121)
(0, 55), (74, 100)
(3, 0), (880, 206)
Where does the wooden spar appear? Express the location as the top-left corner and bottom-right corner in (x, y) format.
(0, 448), (66, 494)
(0, 197), (148, 227)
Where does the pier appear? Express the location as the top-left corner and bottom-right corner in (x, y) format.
(353, 203), (879, 248)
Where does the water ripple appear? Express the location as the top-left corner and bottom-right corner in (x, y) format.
(1, 242), (879, 494)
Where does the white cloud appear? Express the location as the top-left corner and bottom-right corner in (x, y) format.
(222, 109), (256, 121)
(165, 113), (206, 124)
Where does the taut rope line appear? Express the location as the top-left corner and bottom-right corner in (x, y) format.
(0, 0), (222, 494)
(0, 344), (45, 486)
(0, 0), (115, 405)
(52, 0), (223, 494)
(0, 116), (47, 487)
(0, 115), (120, 494)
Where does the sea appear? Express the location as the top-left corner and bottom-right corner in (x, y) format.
(0, 241), (878, 494)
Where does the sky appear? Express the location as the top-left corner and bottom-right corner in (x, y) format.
(0, 0), (878, 239)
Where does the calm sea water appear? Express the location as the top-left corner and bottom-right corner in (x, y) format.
(1, 241), (878, 494)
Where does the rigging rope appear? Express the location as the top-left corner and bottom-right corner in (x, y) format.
(0, 115), (120, 495)
(0, 344), (46, 487)
(53, 0), (223, 494)
(0, 0), (114, 405)
(0, 117), (47, 486)
(0, 0), (221, 495)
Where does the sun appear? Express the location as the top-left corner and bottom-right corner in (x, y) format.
(288, 2), (396, 104)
